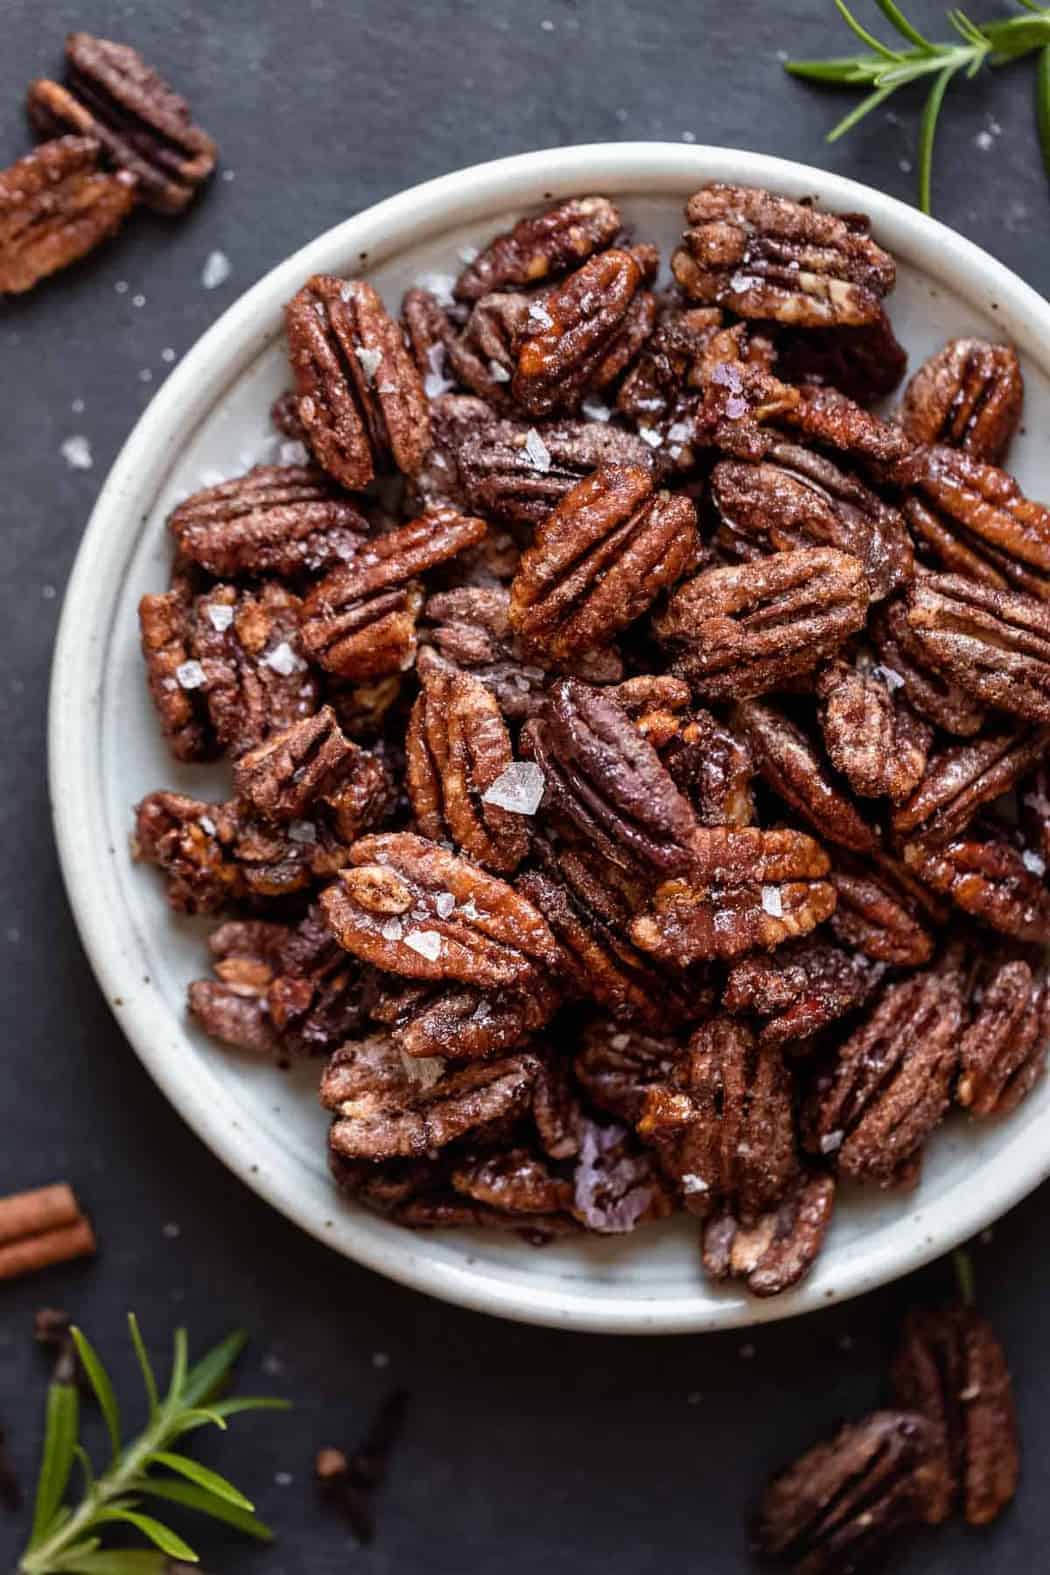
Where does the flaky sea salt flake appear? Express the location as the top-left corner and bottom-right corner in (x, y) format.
(1023, 849), (1046, 876)
(820, 1129), (844, 1155)
(488, 359), (511, 383)
(60, 434), (93, 470)
(581, 396), (611, 423)
(289, 820), (317, 844)
(638, 426), (663, 448)
(176, 660), (206, 690)
(523, 428), (551, 473)
(482, 762), (545, 815)
(201, 250), (232, 290)
(404, 929), (442, 962)
(354, 346), (383, 385)
(262, 641), (306, 676)
(435, 891), (456, 919)
(761, 884), (783, 918)
(206, 602), (235, 632)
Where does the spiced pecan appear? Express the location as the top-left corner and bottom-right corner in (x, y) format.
(638, 697), (756, 828)
(446, 291), (530, 405)
(732, 699), (879, 853)
(134, 793), (244, 914)
(616, 304), (723, 461)
(905, 446), (1050, 599)
(827, 857), (936, 967)
(816, 656), (931, 804)
(654, 547), (868, 700)
(756, 1411), (941, 1573)
(711, 444), (912, 602)
(400, 285), (456, 380)
(906, 573), (1050, 722)
(511, 249), (645, 415)
(774, 310), (908, 405)
(703, 1172), (835, 1297)
(572, 1118), (671, 1234)
(803, 968), (963, 1186)
(630, 826), (835, 965)
(299, 508), (487, 679)
(891, 1302), (1019, 1526)
(573, 1019), (684, 1123)
(138, 581), (213, 762)
(905, 835), (1050, 942)
(285, 276), (431, 490)
(871, 595), (986, 737)
(405, 662), (531, 873)
(321, 832), (562, 990)
(891, 727), (1047, 848)
(1021, 759), (1050, 864)
(271, 389), (307, 443)
(509, 466), (697, 660)
(957, 957), (1049, 1117)
(453, 195), (621, 301)
(169, 464), (370, 580)
(901, 338), (1023, 466)
(521, 679), (700, 877)
(451, 1148), (573, 1216)
(531, 1049), (582, 1159)
(689, 323), (801, 459)
(0, 136), (135, 295)
(723, 938), (883, 1048)
(28, 33), (215, 213)
(373, 977), (560, 1061)
(672, 182), (895, 327)
(233, 705), (391, 838)
(781, 384), (918, 478)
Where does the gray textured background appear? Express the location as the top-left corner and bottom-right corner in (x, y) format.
(2, 2), (1048, 1570)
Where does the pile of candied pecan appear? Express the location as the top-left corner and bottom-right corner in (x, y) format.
(134, 181), (1050, 1299)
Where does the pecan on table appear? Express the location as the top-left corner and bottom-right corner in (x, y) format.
(405, 661), (531, 874)
(285, 276), (431, 490)
(906, 573), (1050, 722)
(321, 831), (562, 990)
(169, 464), (370, 580)
(711, 443), (912, 603)
(756, 1411), (941, 1573)
(671, 182), (895, 327)
(453, 195), (621, 301)
(27, 32), (215, 213)
(133, 792), (244, 915)
(233, 706), (392, 837)
(722, 937), (883, 1049)
(372, 975), (560, 1062)
(891, 726), (1047, 849)
(827, 854), (938, 967)
(774, 309), (908, 405)
(732, 698), (879, 854)
(803, 967), (964, 1187)
(654, 547), (869, 701)
(511, 248), (647, 415)
(572, 1117), (671, 1234)
(0, 136), (135, 295)
(574, 1019), (685, 1123)
(900, 338), (1023, 466)
(299, 508), (487, 679)
(816, 657), (931, 804)
(871, 594), (986, 738)
(509, 465), (697, 660)
(905, 835), (1050, 943)
(891, 1302), (1020, 1526)
(905, 446), (1050, 599)
(957, 956), (1049, 1117)
(521, 678), (700, 878)
(630, 826), (835, 966)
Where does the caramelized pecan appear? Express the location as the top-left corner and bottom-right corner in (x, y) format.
(871, 594), (986, 737)
(690, 323), (800, 458)
(453, 195), (621, 301)
(28, 32), (215, 213)
(905, 836), (1050, 942)
(134, 793), (244, 914)
(286, 276), (430, 490)
(451, 1148), (573, 1216)
(906, 573), (1050, 722)
(169, 464), (369, 580)
(901, 339), (1023, 466)
(373, 977), (559, 1062)
(511, 249), (644, 415)
(827, 856), (937, 966)
(299, 508), (487, 678)
(653, 702), (756, 828)
(654, 547), (868, 700)
(703, 1172), (835, 1298)
(574, 1019), (684, 1122)
(782, 384), (918, 477)
(321, 832), (562, 990)
(891, 1303), (1019, 1526)
(732, 699), (879, 853)
(774, 309), (907, 405)
(892, 727), (1047, 848)
(0, 136), (135, 294)
(672, 182), (895, 327)
(957, 957), (1049, 1117)
(446, 291), (530, 405)
(405, 662), (531, 873)
(723, 938), (883, 1048)
(509, 465), (697, 660)
(905, 446), (1050, 599)
(233, 706), (390, 835)
(816, 656), (931, 804)
(138, 579), (213, 762)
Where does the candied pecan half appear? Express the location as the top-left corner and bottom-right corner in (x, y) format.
(781, 384), (918, 478)
(630, 827), (835, 965)
(509, 466), (697, 660)
(756, 1411), (941, 1573)
(827, 857), (936, 967)
(188, 930), (282, 1057)
(957, 957), (1049, 1117)
(233, 705), (390, 839)
(816, 657), (931, 804)
(905, 446), (1050, 599)
(774, 310), (907, 405)
(891, 727), (1047, 848)
(803, 969), (963, 1187)
(891, 1302), (1020, 1526)
(169, 464), (370, 580)
(28, 33), (215, 213)
(451, 1148), (573, 1216)
(672, 182), (895, 327)
(638, 1017), (799, 1220)
(446, 291), (530, 405)
(139, 581), (213, 762)
(453, 195), (621, 301)
(711, 444), (912, 602)
(134, 793), (244, 914)
(0, 136), (135, 295)
(687, 323), (801, 459)
(703, 1172), (835, 1298)
(521, 679), (700, 877)
(723, 938), (883, 1049)
(616, 304), (724, 456)
(631, 694), (756, 828)
(654, 547), (868, 701)
(732, 699), (878, 854)
(572, 1117), (671, 1234)
(574, 1019), (685, 1123)
(285, 276), (430, 490)
(299, 508), (487, 679)
(906, 573), (1050, 722)
(871, 594), (986, 737)
(322, 832), (562, 990)
(405, 662), (531, 873)
(900, 339), (1023, 466)
(373, 977), (560, 1062)
(905, 835), (1050, 942)
(511, 249), (644, 416)
(323, 1038), (539, 1161)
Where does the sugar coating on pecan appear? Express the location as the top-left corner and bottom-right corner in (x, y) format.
(906, 572), (1050, 722)
(0, 135), (136, 294)
(816, 656), (931, 804)
(453, 195), (621, 301)
(901, 338), (1023, 466)
(905, 445), (1050, 600)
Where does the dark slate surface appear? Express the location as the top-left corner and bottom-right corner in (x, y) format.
(1, 2), (1047, 1570)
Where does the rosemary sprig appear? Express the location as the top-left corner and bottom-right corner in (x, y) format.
(786, 1), (1050, 212)
(18, 1315), (289, 1575)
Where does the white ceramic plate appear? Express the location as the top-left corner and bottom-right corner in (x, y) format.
(50, 143), (1050, 1334)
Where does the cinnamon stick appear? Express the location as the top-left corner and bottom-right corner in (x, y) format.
(0, 1184), (81, 1246)
(0, 1218), (97, 1282)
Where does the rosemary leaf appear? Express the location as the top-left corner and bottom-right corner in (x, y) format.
(917, 59), (961, 213)
(1038, 42), (1050, 173)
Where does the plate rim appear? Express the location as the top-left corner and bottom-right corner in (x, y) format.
(49, 140), (1050, 1334)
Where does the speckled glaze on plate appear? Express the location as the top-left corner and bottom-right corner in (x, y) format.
(49, 143), (1050, 1333)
